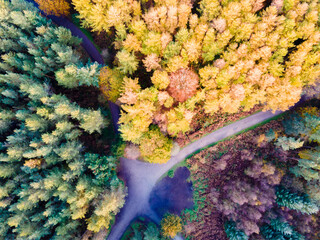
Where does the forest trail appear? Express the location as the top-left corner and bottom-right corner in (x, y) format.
(107, 110), (282, 240)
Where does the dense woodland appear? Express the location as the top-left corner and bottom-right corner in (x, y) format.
(183, 104), (320, 240)
(71, 0), (320, 163)
(0, 0), (320, 239)
(0, 0), (126, 239)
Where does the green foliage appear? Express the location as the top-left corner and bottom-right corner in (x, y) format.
(167, 169), (174, 178)
(0, 0), (100, 90)
(291, 147), (320, 181)
(123, 219), (164, 240)
(224, 221), (248, 240)
(0, 0), (125, 239)
(85, 153), (119, 186)
(281, 112), (320, 144)
(79, 109), (107, 134)
(181, 177), (207, 223)
(275, 136), (304, 151)
(261, 219), (305, 240)
(116, 49), (139, 75)
(55, 62), (101, 88)
(276, 187), (319, 215)
(271, 108), (320, 206)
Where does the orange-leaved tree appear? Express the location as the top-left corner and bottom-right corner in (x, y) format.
(35, 0), (70, 16)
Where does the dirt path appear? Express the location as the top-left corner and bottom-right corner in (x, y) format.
(107, 110), (282, 240)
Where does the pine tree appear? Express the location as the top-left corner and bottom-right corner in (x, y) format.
(224, 221), (249, 240)
(55, 63), (101, 88)
(0, 1), (126, 238)
(261, 219), (305, 240)
(276, 187), (319, 215)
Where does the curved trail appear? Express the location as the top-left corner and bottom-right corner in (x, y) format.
(107, 110), (282, 240)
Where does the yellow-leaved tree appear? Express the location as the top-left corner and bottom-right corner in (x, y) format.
(161, 214), (182, 238)
(92, 0), (320, 164)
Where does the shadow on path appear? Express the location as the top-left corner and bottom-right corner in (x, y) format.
(149, 167), (193, 219)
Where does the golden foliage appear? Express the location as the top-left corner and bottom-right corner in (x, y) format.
(139, 127), (173, 163)
(297, 107), (319, 117)
(161, 214), (182, 238)
(87, 187), (126, 232)
(92, 0), (320, 163)
(24, 158), (43, 169)
(35, 0), (70, 16)
(99, 67), (124, 102)
(72, 0), (138, 33)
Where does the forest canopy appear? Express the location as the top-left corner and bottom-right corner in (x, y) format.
(74, 0), (320, 163)
(0, 0), (126, 238)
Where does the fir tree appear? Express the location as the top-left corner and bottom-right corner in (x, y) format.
(261, 219), (305, 240)
(224, 221), (249, 240)
(276, 187), (319, 215)
(0, 1), (126, 238)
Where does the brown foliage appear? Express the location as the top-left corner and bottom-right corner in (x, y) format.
(182, 120), (283, 239)
(167, 68), (199, 102)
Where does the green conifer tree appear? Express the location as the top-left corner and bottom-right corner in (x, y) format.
(276, 187), (319, 215)
(224, 221), (249, 240)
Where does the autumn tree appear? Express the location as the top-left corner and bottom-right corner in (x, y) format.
(92, 0), (320, 164)
(71, 0), (141, 33)
(167, 68), (199, 102)
(160, 214), (182, 239)
(35, 0), (70, 16)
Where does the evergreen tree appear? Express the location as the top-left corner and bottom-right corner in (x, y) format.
(276, 187), (319, 215)
(224, 221), (248, 240)
(0, 0), (126, 239)
(0, 0), (99, 89)
(261, 219), (305, 240)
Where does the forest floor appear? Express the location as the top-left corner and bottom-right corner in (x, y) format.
(176, 105), (263, 147)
